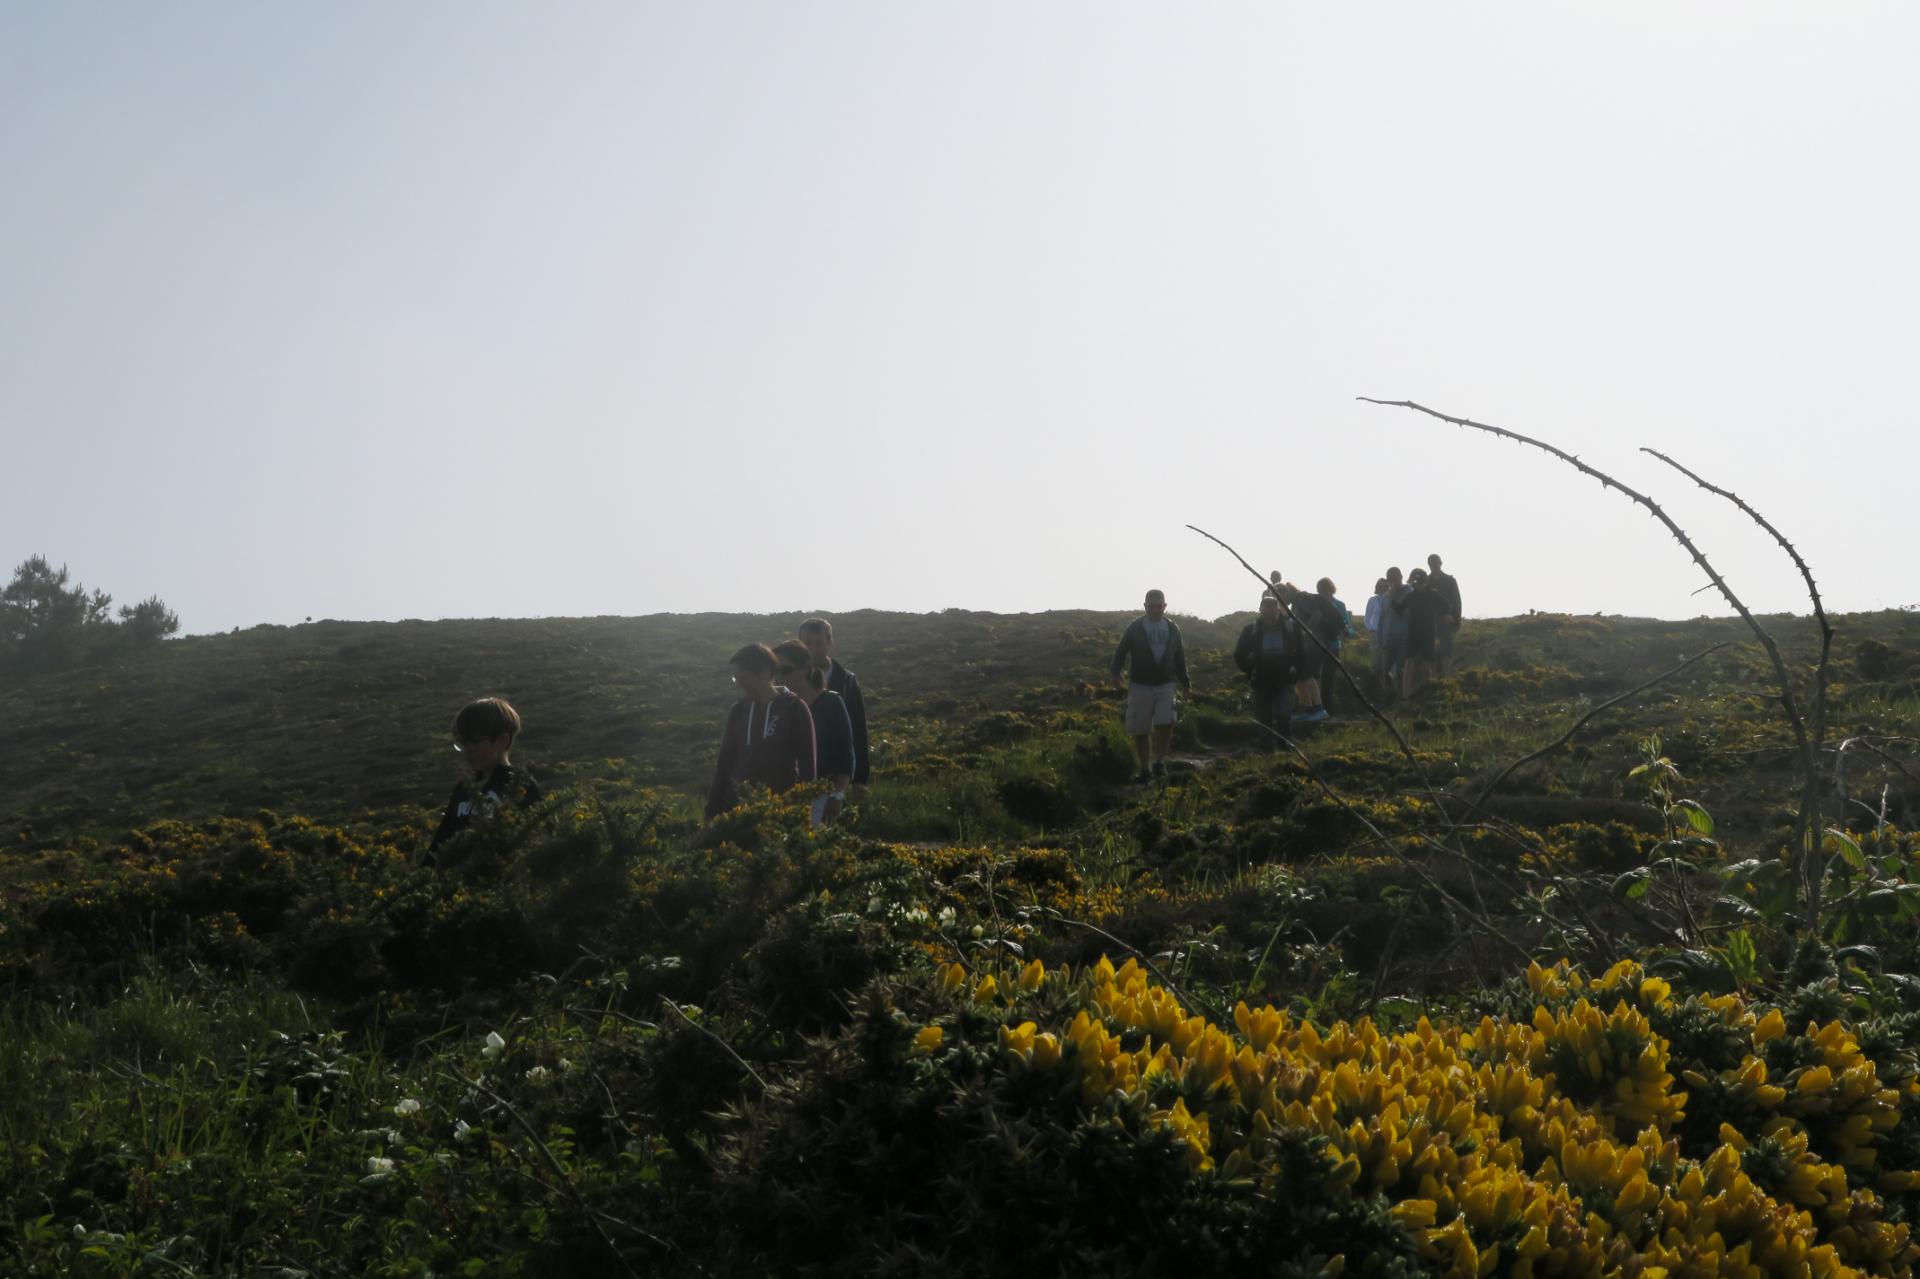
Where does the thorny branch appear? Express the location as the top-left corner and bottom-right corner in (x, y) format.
(1641, 446), (1835, 933)
(1359, 398), (1822, 933)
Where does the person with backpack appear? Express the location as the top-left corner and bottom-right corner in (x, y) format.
(1304, 577), (1353, 716)
(1234, 592), (1301, 746)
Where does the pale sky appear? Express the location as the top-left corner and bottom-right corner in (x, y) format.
(4, 4), (1914, 635)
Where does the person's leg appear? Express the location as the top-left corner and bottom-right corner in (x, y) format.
(1150, 685), (1177, 774)
(1124, 685), (1153, 780)
(1250, 684), (1277, 742)
(1272, 684), (1295, 739)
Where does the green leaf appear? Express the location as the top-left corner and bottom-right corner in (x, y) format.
(1612, 869), (1652, 902)
(1824, 828), (1867, 873)
(1837, 944), (1882, 971)
(1673, 799), (1715, 836)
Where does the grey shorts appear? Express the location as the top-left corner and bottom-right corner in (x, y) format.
(1125, 683), (1178, 734)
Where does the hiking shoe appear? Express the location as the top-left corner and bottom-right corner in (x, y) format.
(1134, 768), (1152, 785)
(1151, 761), (1167, 779)
(1305, 707), (1330, 723)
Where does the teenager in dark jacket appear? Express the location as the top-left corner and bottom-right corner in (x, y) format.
(1233, 593), (1300, 746)
(1109, 589), (1190, 783)
(1394, 569), (1446, 699)
(799, 617), (869, 797)
(428, 696), (543, 863)
(706, 643), (816, 819)
(1427, 553), (1463, 676)
(774, 640), (854, 826)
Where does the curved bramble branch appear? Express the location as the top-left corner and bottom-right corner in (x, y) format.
(1639, 448), (1831, 642)
(1640, 445), (1834, 911)
(1358, 397), (1822, 932)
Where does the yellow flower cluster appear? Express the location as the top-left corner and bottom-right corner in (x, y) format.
(935, 955), (1920, 1278)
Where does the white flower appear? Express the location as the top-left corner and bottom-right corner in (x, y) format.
(393, 1098), (422, 1116)
(366, 1156), (395, 1175)
(524, 1065), (550, 1083)
(454, 1119), (475, 1142)
(901, 906), (930, 924)
(73, 1224), (87, 1240)
(557, 1058), (573, 1071)
(937, 907), (957, 928)
(481, 1031), (506, 1058)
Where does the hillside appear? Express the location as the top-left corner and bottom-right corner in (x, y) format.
(6, 605), (1920, 1274)
(5, 607), (1917, 850)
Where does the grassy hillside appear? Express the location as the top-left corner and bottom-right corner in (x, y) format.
(6, 607), (1918, 849)
(5, 605), (1920, 1275)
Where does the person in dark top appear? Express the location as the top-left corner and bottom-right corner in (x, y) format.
(428, 696), (543, 863)
(799, 617), (869, 799)
(706, 643), (817, 819)
(1301, 577), (1353, 719)
(1234, 592), (1301, 747)
(1109, 589), (1191, 783)
(1381, 566), (1410, 700)
(1393, 568), (1447, 698)
(774, 640), (854, 826)
(1427, 553), (1463, 676)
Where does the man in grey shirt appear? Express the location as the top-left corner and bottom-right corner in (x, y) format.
(1109, 589), (1191, 782)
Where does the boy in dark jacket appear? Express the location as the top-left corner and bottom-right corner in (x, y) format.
(1109, 589), (1191, 783)
(1234, 593), (1300, 746)
(428, 696), (543, 863)
(706, 643), (817, 819)
(799, 617), (869, 798)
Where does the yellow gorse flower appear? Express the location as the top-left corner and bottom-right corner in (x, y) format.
(939, 954), (1920, 1278)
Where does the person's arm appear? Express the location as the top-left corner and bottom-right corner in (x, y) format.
(1234, 624), (1254, 676)
(843, 672), (870, 786)
(821, 696), (856, 789)
(1109, 622), (1135, 683)
(790, 698), (817, 784)
(428, 786), (462, 854)
(706, 705), (742, 819)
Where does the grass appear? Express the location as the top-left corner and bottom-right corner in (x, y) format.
(1, 604), (1918, 1273)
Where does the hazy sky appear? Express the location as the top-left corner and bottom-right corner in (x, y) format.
(4, 4), (1914, 635)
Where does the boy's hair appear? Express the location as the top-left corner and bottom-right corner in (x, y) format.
(1374, 577), (1390, 594)
(772, 639), (826, 690)
(1317, 577), (1336, 595)
(454, 696), (522, 743)
(730, 643), (778, 675)
(798, 617), (834, 641)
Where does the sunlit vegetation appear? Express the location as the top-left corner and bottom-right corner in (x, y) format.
(3, 607), (1920, 1273)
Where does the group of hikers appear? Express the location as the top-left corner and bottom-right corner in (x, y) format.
(427, 563), (1461, 853)
(1112, 554), (1462, 781)
(425, 618), (870, 858)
